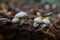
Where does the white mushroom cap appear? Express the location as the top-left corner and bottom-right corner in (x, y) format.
(33, 17), (42, 28)
(15, 12), (28, 18)
(42, 18), (50, 25)
(12, 18), (19, 23)
(0, 18), (11, 22)
(34, 17), (42, 23)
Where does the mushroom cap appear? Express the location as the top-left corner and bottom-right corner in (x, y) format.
(15, 12), (28, 18)
(12, 18), (19, 23)
(34, 17), (42, 23)
(42, 18), (50, 25)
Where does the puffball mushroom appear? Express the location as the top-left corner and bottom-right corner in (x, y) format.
(12, 18), (19, 23)
(15, 12), (28, 18)
(42, 18), (51, 25)
(33, 17), (42, 28)
(0, 18), (12, 25)
(12, 12), (28, 25)
(39, 18), (51, 28)
(0, 18), (11, 22)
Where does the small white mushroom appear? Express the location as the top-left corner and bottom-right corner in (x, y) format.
(12, 12), (28, 25)
(12, 18), (19, 23)
(0, 18), (11, 22)
(15, 12), (28, 18)
(33, 17), (42, 28)
(42, 18), (51, 25)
